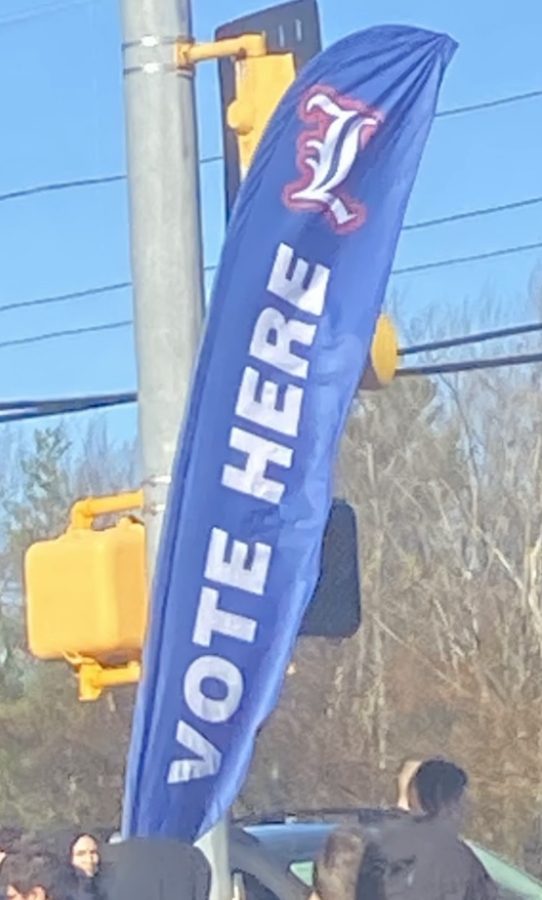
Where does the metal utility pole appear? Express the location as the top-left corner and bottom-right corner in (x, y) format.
(120, 0), (203, 567)
(120, 1), (230, 898)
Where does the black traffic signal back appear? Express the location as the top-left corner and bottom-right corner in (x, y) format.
(215, 0), (322, 218)
(300, 499), (361, 639)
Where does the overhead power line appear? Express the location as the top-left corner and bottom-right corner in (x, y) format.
(3, 219), (539, 319)
(434, 88), (542, 118)
(0, 281), (131, 315)
(400, 321), (542, 356)
(392, 240), (542, 276)
(0, 266), (213, 317)
(0, 0), (91, 27)
(0, 391), (136, 412)
(204, 239), (542, 279)
(0, 156), (222, 204)
(204, 240), (542, 280)
(0, 320), (132, 351)
(1, 89), (541, 204)
(0, 175), (126, 204)
(402, 196), (542, 232)
(0, 391), (137, 425)
(5, 346), (542, 425)
(399, 350), (542, 378)
(2, 238), (542, 350)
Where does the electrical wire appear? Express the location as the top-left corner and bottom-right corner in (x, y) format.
(0, 266), (214, 316)
(5, 318), (542, 420)
(401, 196), (542, 232)
(0, 0), (91, 27)
(2, 237), (542, 348)
(0, 82), (539, 346)
(0, 320), (132, 351)
(399, 322), (542, 356)
(398, 350), (542, 378)
(0, 281), (131, 315)
(0, 155), (223, 204)
(0, 391), (137, 424)
(1, 90), (541, 203)
(203, 239), (542, 279)
(4, 346), (542, 425)
(0, 175), (125, 204)
(434, 88), (542, 118)
(392, 241), (542, 276)
(0, 390), (136, 412)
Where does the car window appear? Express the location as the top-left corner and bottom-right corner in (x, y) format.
(500, 893), (538, 900)
(289, 860), (313, 887)
(469, 844), (542, 899)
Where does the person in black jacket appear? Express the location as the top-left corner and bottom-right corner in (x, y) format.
(356, 759), (497, 900)
(102, 837), (211, 900)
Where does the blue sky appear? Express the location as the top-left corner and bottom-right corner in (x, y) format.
(0, 0), (541, 442)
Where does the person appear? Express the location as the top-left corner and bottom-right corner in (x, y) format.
(0, 829), (24, 871)
(357, 759), (497, 899)
(104, 837), (211, 900)
(57, 834), (105, 900)
(0, 846), (63, 900)
(395, 759), (422, 812)
(69, 836), (99, 882)
(310, 827), (365, 900)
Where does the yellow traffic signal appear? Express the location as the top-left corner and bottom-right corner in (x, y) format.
(25, 493), (147, 665)
(177, 33), (296, 180)
(361, 314), (399, 390)
(226, 50), (296, 176)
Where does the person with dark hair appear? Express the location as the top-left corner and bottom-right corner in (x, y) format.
(0, 846), (63, 900)
(56, 834), (105, 900)
(311, 827), (365, 900)
(0, 828), (24, 870)
(413, 758), (468, 819)
(69, 836), (99, 882)
(357, 758), (497, 899)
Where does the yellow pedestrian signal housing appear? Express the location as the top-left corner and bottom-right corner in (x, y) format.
(226, 49), (296, 178)
(25, 492), (147, 666)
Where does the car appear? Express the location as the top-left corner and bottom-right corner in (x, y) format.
(228, 808), (542, 900)
(104, 808), (542, 899)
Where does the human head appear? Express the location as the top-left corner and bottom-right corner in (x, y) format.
(0, 827), (24, 867)
(1, 848), (60, 900)
(312, 827), (365, 900)
(396, 758), (422, 811)
(70, 834), (100, 878)
(413, 758), (468, 821)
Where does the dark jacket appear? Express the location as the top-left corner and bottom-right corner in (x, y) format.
(357, 814), (498, 900)
(101, 838), (211, 900)
(56, 866), (108, 900)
